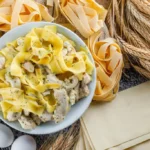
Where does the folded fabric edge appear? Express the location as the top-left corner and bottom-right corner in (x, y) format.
(108, 132), (150, 150)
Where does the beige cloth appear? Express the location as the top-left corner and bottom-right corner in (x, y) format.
(76, 81), (150, 150)
(127, 140), (150, 150)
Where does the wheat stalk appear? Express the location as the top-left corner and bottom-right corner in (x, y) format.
(130, 0), (150, 16)
(126, 0), (150, 43)
(96, 0), (111, 8)
(116, 0), (150, 48)
(62, 124), (80, 150)
(39, 121), (80, 150)
(117, 36), (150, 60)
(106, 7), (114, 37)
(106, 0), (150, 49)
(139, 59), (150, 72)
(105, 0), (115, 37)
(39, 134), (59, 150)
(127, 0), (150, 30)
(117, 35), (150, 78)
(132, 64), (150, 79)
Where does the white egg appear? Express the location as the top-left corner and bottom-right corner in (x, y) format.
(0, 123), (14, 148)
(11, 135), (36, 150)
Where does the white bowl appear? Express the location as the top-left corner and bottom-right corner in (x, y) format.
(0, 22), (96, 134)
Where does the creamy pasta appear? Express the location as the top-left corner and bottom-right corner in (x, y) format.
(0, 25), (94, 129)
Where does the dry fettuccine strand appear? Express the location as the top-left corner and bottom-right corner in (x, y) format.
(88, 30), (123, 101)
(0, 0), (54, 31)
(59, 0), (107, 38)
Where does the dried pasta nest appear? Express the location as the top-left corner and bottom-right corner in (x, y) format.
(106, 0), (150, 78)
(0, 0), (53, 31)
(88, 24), (123, 101)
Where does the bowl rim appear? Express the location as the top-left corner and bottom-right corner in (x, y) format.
(0, 22), (96, 134)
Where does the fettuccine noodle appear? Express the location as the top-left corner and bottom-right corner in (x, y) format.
(0, 25), (94, 129)
(0, 0), (53, 31)
(88, 30), (123, 101)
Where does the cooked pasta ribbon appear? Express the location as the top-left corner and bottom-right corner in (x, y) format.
(0, 25), (94, 119)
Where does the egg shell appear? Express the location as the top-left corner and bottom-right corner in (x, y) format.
(0, 123), (14, 148)
(11, 135), (36, 150)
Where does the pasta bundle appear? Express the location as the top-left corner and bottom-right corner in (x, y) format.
(59, 0), (107, 38)
(0, 0), (53, 31)
(88, 30), (123, 101)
